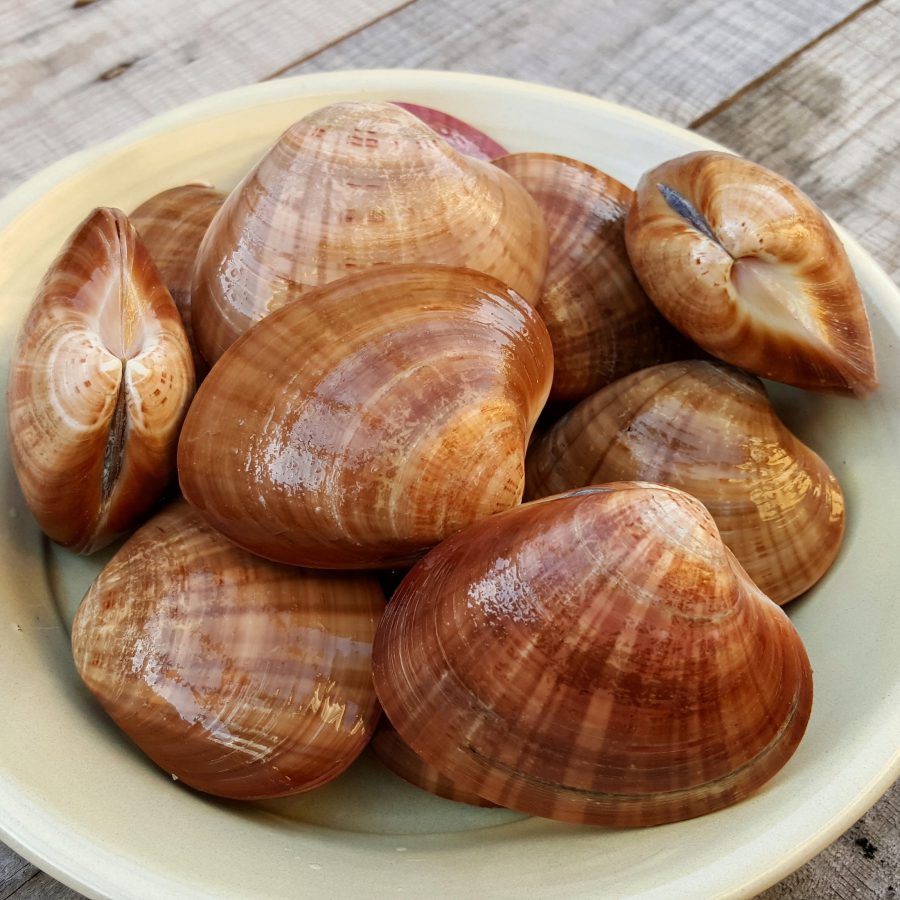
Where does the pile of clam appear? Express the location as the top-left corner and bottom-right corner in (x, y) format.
(7, 100), (877, 827)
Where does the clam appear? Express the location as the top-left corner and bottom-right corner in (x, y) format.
(390, 102), (508, 160)
(130, 183), (225, 379)
(6, 208), (194, 553)
(525, 360), (844, 604)
(191, 100), (549, 364)
(624, 150), (877, 395)
(372, 720), (497, 807)
(71, 500), (385, 800)
(178, 264), (553, 569)
(373, 483), (813, 827)
(493, 153), (690, 404)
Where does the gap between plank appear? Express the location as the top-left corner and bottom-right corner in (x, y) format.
(688, 0), (883, 129)
(262, 0), (421, 81)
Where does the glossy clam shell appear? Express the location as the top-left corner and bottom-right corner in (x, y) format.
(192, 100), (549, 363)
(71, 500), (385, 800)
(131, 183), (224, 378)
(178, 264), (554, 569)
(372, 720), (497, 808)
(525, 361), (845, 604)
(624, 151), (877, 395)
(373, 483), (813, 827)
(6, 208), (194, 553)
(494, 153), (690, 404)
(391, 102), (508, 160)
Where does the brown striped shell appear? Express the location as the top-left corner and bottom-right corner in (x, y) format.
(525, 360), (844, 605)
(624, 150), (877, 395)
(6, 208), (195, 553)
(178, 264), (554, 569)
(71, 500), (385, 800)
(131, 183), (224, 379)
(192, 100), (549, 364)
(493, 153), (690, 404)
(373, 483), (813, 827)
(372, 720), (497, 808)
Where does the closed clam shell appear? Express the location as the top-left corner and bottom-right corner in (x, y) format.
(192, 100), (549, 363)
(373, 483), (813, 827)
(493, 153), (690, 404)
(372, 720), (497, 808)
(178, 264), (553, 569)
(525, 360), (845, 604)
(6, 208), (194, 553)
(390, 102), (508, 160)
(71, 500), (385, 800)
(624, 150), (877, 395)
(131, 183), (224, 379)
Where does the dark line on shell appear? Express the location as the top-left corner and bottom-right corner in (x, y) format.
(101, 363), (128, 503)
(657, 183), (721, 246)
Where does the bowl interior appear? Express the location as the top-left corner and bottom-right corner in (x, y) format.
(1, 70), (899, 900)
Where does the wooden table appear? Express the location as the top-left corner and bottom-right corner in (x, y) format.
(0, 1), (897, 897)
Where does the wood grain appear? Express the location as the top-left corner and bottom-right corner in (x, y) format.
(0, 0), (411, 194)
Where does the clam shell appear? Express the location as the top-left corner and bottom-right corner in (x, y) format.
(372, 720), (497, 808)
(493, 153), (691, 404)
(373, 483), (813, 827)
(525, 360), (844, 604)
(131, 183), (224, 379)
(179, 264), (553, 569)
(390, 102), (508, 160)
(624, 150), (877, 395)
(192, 100), (549, 363)
(6, 208), (194, 553)
(71, 500), (385, 800)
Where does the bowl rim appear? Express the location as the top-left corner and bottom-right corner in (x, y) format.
(1, 68), (899, 900)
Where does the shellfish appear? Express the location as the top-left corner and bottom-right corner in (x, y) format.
(373, 483), (813, 827)
(191, 100), (549, 363)
(6, 208), (194, 553)
(71, 500), (385, 799)
(178, 264), (553, 569)
(624, 151), (877, 395)
(494, 153), (691, 403)
(524, 360), (845, 604)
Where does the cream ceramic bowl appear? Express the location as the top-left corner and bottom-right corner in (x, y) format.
(1, 70), (898, 900)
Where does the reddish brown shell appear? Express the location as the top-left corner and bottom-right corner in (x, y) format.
(372, 720), (497, 808)
(131, 183), (224, 379)
(624, 150), (877, 395)
(373, 483), (813, 827)
(71, 500), (385, 800)
(192, 100), (548, 363)
(525, 360), (845, 604)
(178, 264), (554, 569)
(494, 153), (691, 403)
(6, 208), (194, 553)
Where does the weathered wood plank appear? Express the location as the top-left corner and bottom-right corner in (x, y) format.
(695, 0), (900, 283)
(0, 0), (412, 194)
(282, 0), (861, 126)
(0, 842), (38, 900)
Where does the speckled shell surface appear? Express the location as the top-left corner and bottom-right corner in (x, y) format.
(131, 184), (224, 378)
(6, 207), (194, 553)
(624, 151), (877, 395)
(373, 483), (813, 827)
(71, 500), (385, 800)
(178, 264), (554, 569)
(525, 361), (845, 604)
(494, 153), (690, 403)
(372, 720), (497, 808)
(192, 100), (549, 363)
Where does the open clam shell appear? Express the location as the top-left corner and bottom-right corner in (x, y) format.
(6, 207), (194, 553)
(525, 360), (845, 604)
(179, 264), (553, 569)
(373, 483), (813, 827)
(71, 500), (385, 800)
(624, 150), (877, 395)
(192, 100), (549, 364)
